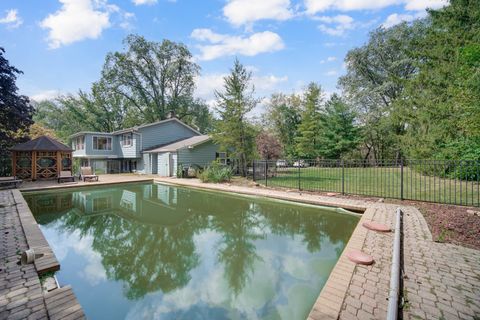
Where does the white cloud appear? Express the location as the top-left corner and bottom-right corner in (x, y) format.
(223, 0), (294, 26)
(0, 9), (23, 29)
(191, 29), (285, 61)
(317, 14), (354, 36)
(382, 10), (428, 28)
(132, 0), (157, 5)
(403, 0), (448, 11)
(304, 0), (447, 14)
(320, 56), (337, 63)
(40, 0), (113, 49)
(324, 70), (338, 76)
(30, 90), (62, 101)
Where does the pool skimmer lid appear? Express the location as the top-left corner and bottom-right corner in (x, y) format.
(346, 250), (374, 265)
(362, 221), (391, 232)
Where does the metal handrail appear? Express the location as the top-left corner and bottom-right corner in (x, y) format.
(386, 208), (402, 320)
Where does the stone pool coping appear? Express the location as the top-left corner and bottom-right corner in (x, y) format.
(1, 189), (85, 319)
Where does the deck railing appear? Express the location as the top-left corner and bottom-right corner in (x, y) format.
(252, 159), (480, 207)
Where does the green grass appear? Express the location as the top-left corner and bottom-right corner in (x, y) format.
(259, 166), (479, 206)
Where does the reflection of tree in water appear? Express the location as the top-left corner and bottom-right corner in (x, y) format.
(54, 209), (208, 300)
(258, 202), (358, 253)
(31, 186), (358, 302)
(211, 203), (266, 295)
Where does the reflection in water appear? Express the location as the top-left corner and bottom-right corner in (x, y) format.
(25, 183), (359, 320)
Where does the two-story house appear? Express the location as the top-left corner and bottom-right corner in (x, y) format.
(70, 115), (223, 176)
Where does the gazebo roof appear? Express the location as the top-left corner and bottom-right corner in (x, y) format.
(11, 135), (72, 152)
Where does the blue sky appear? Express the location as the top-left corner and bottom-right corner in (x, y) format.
(0, 0), (446, 112)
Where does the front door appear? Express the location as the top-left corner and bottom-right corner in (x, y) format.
(158, 153), (170, 176)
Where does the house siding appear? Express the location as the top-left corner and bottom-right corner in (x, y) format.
(139, 120), (198, 151)
(117, 133), (141, 158)
(177, 140), (219, 167)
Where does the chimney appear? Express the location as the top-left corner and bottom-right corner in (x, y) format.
(167, 110), (176, 119)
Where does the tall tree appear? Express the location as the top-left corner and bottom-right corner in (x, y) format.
(400, 0), (480, 160)
(101, 34), (208, 126)
(317, 94), (360, 159)
(213, 59), (258, 177)
(295, 83), (323, 159)
(339, 22), (425, 161)
(263, 93), (302, 157)
(0, 47), (34, 153)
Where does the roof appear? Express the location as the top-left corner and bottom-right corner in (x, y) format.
(144, 135), (211, 153)
(69, 118), (201, 138)
(11, 135), (72, 152)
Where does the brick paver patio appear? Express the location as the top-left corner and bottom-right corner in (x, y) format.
(0, 189), (85, 319)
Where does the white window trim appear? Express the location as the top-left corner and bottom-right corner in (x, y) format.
(92, 136), (113, 151)
(121, 133), (132, 147)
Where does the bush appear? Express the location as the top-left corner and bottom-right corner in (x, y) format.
(199, 161), (232, 183)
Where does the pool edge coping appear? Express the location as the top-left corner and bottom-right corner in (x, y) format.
(18, 177), (374, 320)
(11, 189), (86, 318)
(153, 178), (376, 320)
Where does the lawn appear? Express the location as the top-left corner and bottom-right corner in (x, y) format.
(257, 166), (479, 207)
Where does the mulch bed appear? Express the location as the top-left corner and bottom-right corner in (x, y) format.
(228, 177), (480, 250)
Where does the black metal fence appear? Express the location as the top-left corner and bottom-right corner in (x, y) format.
(252, 159), (480, 207)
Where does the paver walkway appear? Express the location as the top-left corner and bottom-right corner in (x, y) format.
(0, 190), (85, 320)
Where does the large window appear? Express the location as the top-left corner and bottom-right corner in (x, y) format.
(73, 136), (85, 150)
(93, 136), (112, 150)
(121, 133), (132, 146)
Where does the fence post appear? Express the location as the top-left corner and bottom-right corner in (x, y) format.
(400, 159), (404, 200)
(341, 160), (345, 195)
(264, 160), (268, 187)
(252, 160), (256, 181)
(298, 159), (301, 191)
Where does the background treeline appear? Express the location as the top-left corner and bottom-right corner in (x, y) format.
(1, 0), (478, 176)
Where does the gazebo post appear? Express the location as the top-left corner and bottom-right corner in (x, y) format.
(12, 152), (17, 177)
(32, 151), (37, 181)
(56, 151), (62, 173)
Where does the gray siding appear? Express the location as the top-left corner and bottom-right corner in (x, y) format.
(73, 133), (118, 158)
(117, 133), (141, 158)
(139, 120), (198, 151)
(177, 140), (219, 166)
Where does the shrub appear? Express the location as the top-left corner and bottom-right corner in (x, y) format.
(199, 161), (232, 183)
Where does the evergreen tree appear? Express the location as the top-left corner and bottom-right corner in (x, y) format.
(213, 59), (258, 176)
(295, 83), (323, 159)
(317, 94), (360, 159)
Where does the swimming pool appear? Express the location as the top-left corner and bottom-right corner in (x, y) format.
(24, 182), (359, 320)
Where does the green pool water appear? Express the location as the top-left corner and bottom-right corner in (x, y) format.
(23, 183), (359, 320)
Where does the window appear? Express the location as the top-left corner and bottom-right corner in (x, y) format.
(73, 136), (85, 150)
(121, 133), (132, 146)
(216, 152), (228, 165)
(93, 136), (112, 150)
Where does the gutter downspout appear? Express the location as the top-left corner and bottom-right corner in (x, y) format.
(387, 208), (402, 320)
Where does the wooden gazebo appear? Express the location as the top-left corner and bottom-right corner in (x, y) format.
(11, 136), (72, 180)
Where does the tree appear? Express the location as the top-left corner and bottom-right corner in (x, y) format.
(400, 0), (480, 160)
(0, 47), (34, 153)
(101, 35), (202, 123)
(317, 94), (360, 159)
(263, 93), (302, 157)
(295, 83), (323, 159)
(213, 59), (258, 177)
(339, 22), (425, 161)
(256, 131), (283, 160)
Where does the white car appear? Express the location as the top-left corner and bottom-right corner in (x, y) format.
(293, 160), (309, 168)
(276, 159), (288, 167)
